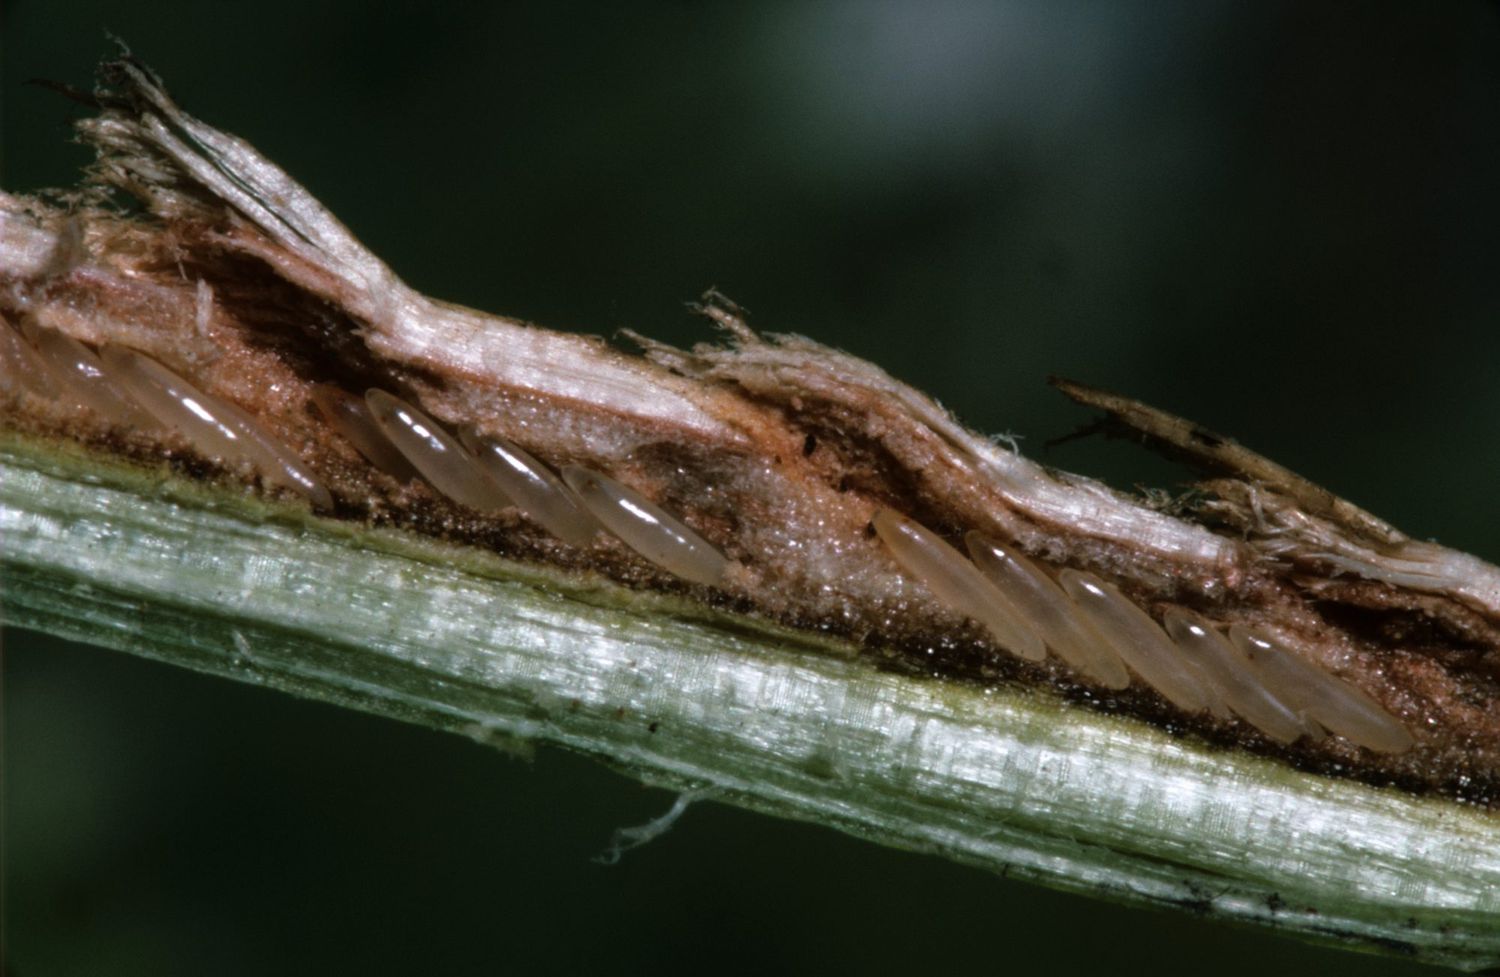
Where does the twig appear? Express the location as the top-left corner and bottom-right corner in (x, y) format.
(2, 55), (1498, 970)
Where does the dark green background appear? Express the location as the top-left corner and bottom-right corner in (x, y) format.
(4, 3), (1498, 974)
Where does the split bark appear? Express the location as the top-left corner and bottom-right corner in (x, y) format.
(3, 54), (1498, 969)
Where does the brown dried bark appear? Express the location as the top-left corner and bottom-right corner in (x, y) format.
(3, 54), (1497, 806)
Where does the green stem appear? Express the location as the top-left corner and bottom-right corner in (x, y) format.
(3, 434), (1496, 971)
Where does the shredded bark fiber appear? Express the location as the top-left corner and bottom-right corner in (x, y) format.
(3, 54), (1497, 806)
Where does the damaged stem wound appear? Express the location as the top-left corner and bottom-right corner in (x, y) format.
(3, 55), (1498, 806)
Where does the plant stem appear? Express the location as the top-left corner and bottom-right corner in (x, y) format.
(4, 434), (1496, 971)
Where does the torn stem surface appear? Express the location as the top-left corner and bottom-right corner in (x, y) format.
(3, 53), (1499, 970)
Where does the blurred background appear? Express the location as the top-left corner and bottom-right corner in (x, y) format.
(4, 2), (1498, 974)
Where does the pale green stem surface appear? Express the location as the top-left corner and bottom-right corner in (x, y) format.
(3, 435), (1497, 970)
